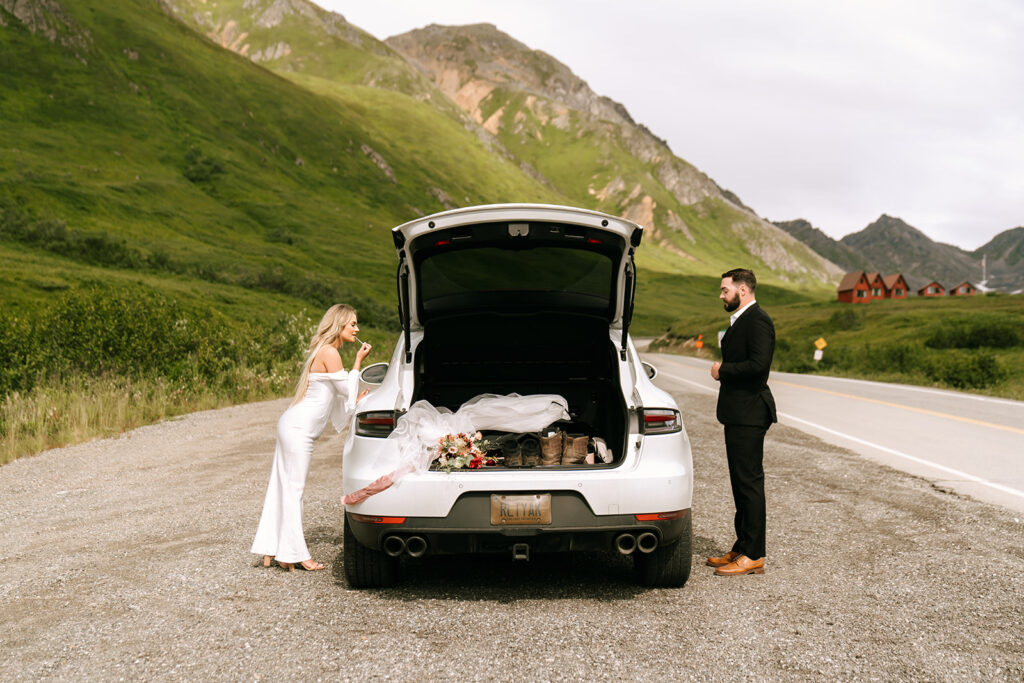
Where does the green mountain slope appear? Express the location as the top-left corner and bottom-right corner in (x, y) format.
(0, 0), (564, 325)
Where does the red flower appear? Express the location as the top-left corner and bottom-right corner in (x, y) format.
(468, 456), (483, 469)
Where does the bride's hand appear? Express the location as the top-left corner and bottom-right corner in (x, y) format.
(356, 342), (372, 362)
(357, 389), (369, 402)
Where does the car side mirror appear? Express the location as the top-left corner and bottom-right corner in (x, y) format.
(641, 361), (657, 380)
(359, 362), (389, 386)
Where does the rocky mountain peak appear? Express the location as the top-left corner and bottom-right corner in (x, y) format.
(1, 0), (92, 59)
(859, 214), (927, 239)
(386, 23), (633, 128)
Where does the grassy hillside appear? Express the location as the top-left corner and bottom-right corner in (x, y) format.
(0, 0), (564, 461)
(0, 0), (568, 317)
(651, 294), (1024, 399)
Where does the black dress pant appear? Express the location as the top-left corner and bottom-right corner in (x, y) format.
(724, 423), (768, 559)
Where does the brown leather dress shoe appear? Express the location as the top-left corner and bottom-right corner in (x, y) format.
(706, 551), (740, 567)
(714, 555), (765, 576)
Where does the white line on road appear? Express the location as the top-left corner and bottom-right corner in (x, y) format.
(781, 373), (1024, 407)
(778, 413), (1024, 502)
(770, 378), (1024, 435)
(655, 369), (1024, 503)
(656, 370), (715, 395)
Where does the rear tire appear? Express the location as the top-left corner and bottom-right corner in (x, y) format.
(343, 515), (399, 588)
(633, 515), (692, 587)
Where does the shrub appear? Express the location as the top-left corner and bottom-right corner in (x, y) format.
(183, 146), (225, 183)
(828, 308), (861, 331)
(925, 316), (1022, 350)
(861, 342), (925, 374)
(924, 350), (1006, 389)
(1, 284), (318, 397)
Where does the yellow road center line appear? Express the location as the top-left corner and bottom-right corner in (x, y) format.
(769, 379), (1024, 435)
(652, 354), (1024, 436)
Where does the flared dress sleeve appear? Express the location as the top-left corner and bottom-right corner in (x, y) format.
(329, 369), (360, 433)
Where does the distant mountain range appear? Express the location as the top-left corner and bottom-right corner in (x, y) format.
(774, 216), (1024, 293)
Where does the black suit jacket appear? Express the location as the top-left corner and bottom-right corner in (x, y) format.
(716, 303), (778, 427)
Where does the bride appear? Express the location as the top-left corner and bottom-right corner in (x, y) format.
(251, 304), (372, 571)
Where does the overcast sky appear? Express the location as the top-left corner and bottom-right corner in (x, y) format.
(320, 0), (1022, 251)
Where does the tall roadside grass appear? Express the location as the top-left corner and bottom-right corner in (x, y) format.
(0, 370), (288, 463)
(0, 284), (392, 464)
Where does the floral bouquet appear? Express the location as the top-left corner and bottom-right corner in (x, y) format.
(433, 432), (498, 472)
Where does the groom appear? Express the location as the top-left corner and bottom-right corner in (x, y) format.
(708, 268), (777, 576)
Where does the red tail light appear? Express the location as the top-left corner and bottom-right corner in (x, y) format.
(635, 510), (688, 521)
(640, 408), (681, 434)
(350, 513), (406, 524)
(356, 411), (396, 437)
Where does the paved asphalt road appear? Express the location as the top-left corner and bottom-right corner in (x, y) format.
(644, 352), (1024, 514)
(2, 381), (1023, 678)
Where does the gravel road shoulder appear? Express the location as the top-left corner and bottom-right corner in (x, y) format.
(1, 391), (1022, 680)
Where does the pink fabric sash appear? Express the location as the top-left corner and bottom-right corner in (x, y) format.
(341, 472), (396, 505)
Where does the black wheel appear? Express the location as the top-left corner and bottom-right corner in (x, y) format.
(343, 515), (399, 588)
(633, 515), (692, 587)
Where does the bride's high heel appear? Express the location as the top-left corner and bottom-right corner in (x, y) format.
(277, 559), (325, 572)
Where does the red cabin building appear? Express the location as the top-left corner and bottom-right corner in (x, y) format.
(882, 273), (908, 299)
(948, 281), (976, 296)
(837, 271), (872, 303)
(918, 281), (945, 297)
(866, 272), (886, 300)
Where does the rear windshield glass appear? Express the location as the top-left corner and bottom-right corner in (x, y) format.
(418, 246), (614, 303)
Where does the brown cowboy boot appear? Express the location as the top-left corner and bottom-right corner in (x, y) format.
(561, 434), (588, 465)
(540, 432), (562, 466)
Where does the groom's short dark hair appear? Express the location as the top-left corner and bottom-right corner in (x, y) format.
(722, 268), (757, 291)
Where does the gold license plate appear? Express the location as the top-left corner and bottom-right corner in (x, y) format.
(490, 494), (551, 525)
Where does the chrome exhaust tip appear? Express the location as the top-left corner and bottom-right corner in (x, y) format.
(405, 535), (428, 558)
(615, 533), (637, 555)
(382, 535), (406, 557)
(637, 532), (659, 553)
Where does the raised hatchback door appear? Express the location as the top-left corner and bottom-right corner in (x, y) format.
(391, 204), (642, 332)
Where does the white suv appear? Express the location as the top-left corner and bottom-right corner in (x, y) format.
(342, 204), (693, 587)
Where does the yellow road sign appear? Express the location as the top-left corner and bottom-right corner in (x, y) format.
(814, 337), (827, 350)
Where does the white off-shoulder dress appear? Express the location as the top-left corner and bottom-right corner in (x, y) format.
(251, 370), (358, 563)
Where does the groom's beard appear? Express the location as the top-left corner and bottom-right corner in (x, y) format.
(723, 293), (740, 312)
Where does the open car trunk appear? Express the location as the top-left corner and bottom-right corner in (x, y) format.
(391, 205), (644, 468)
(412, 311), (628, 465)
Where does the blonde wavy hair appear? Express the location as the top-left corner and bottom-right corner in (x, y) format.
(291, 304), (357, 406)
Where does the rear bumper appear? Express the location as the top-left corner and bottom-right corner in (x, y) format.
(346, 492), (690, 556)
(342, 430), (693, 517)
